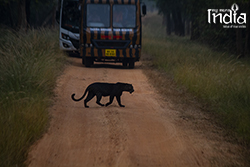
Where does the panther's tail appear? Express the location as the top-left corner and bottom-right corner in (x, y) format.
(71, 88), (88, 102)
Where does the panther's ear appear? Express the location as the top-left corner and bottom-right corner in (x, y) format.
(126, 84), (132, 88)
(128, 84), (133, 87)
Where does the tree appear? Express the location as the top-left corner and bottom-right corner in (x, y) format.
(155, 0), (185, 36)
(0, 0), (15, 27)
(154, 0), (250, 57)
(0, 0), (58, 30)
(17, 0), (27, 30)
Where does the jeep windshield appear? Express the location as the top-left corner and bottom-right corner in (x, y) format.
(87, 4), (110, 28)
(86, 4), (136, 28)
(113, 5), (136, 28)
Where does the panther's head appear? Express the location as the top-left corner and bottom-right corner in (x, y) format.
(125, 84), (134, 94)
(117, 82), (134, 94)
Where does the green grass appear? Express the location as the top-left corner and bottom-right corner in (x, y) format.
(142, 13), (250, 144)
(0, 28), (66, 167)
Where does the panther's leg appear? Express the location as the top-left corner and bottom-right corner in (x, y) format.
(84, 92), (95, 108)
(116, 96), (125, 107)
(105, 95), (114, 107)
(96, 94), (104, 106)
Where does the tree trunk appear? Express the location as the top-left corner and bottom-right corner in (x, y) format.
(7, 2), (14, 28)
(51, 5), (57, 28)
(244, 1), (250, 57)
(17, 0), (27, 31)
(166, 12), (171, 35)
(41, 8), (54, 27)
(236, 29), (243, 58)
(185, 19), (191, 36)
(190, 19), (200, 40)
(172, 11), (185, 36)
(244, 21), (249, 57)
(26, 0), (31, 27)
(172, 12), (178, 35)
(177, 11), (185, 36)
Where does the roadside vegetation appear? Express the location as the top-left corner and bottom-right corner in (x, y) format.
(0, 29), (66, 167)
(142, 13), (250, 145)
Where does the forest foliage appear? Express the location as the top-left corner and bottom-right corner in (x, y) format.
(0, 0), (249, 166)
(0, 0), (57, 30)
(0, 28), (66, 167)
(1, 0), (249, 58)
(154, 0), (250, 57)
(142, 12), (250, 147)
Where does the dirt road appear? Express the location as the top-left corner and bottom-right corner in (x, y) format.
(28, 57), (247, 167)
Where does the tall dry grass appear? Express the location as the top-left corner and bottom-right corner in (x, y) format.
(0, 28), (66, 166)
(142, 13), (250, 144)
